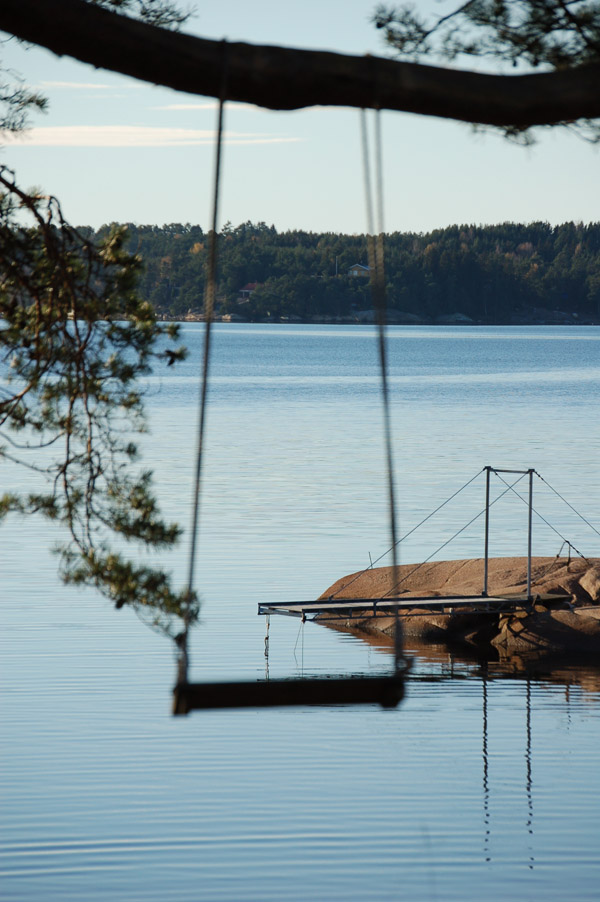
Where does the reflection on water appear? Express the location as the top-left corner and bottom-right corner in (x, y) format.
(363, 627), (600, 693)
(482, 668), (533, 869)
(482, 667), (491, 864)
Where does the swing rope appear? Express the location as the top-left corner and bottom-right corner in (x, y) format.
(360, 108), (405, 671)
(179, 42), (228, 685)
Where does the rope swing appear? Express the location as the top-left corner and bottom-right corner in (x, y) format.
(173, 87), (406, 714)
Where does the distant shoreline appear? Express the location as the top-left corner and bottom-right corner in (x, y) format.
(157, 314), (600, 326)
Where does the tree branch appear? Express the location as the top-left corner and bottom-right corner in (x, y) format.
(1, 0), (600, 127)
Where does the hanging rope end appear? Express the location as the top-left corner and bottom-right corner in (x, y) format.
(172, 680), (190, 716)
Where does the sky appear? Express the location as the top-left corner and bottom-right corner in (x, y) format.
(1, 0), (599, 235)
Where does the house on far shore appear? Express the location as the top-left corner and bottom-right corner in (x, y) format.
(237, 282), (260, 304)
(347, 263), (370, 278)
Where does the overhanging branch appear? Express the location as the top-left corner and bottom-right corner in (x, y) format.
(1, 0), (600, 127)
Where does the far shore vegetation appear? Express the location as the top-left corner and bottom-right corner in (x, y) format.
(86, 220), (600, 326)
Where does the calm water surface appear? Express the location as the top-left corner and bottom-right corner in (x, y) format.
(2, 325), (599, 901)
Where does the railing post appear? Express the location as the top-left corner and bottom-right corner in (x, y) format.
(483, 466), (491, 596)
(527, 468), (534, 600)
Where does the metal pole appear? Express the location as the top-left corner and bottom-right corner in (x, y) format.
(483, 466), (491, 596)
(527, 468), (534, 599)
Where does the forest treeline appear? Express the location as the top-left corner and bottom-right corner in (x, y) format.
(89, 220), (600, 324)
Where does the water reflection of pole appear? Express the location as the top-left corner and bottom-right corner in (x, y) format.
(526, 676), (534, 869)
(264, 614), (270, 681)
(482, 662), (490, 862)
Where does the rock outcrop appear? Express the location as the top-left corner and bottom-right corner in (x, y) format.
(319, 557), (600, 659)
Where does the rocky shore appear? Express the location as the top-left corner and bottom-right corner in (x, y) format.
(157, 309), (600, 326)
(319, 557), (600, 660)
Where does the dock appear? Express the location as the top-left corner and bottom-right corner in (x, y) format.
(259, 465), (589, 626)
(258, 592), (573, 622)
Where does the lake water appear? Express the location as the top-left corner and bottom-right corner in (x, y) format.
(2, 324), (599, 901)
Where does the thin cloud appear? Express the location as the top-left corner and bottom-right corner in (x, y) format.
(39, 80), (125, 90)
(227, 137), (299, 145)
(151, 101), (255, 111)
(4, 125), (300, 148)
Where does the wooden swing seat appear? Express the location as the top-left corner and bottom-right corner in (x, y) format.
(173, 673), (405, 714)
